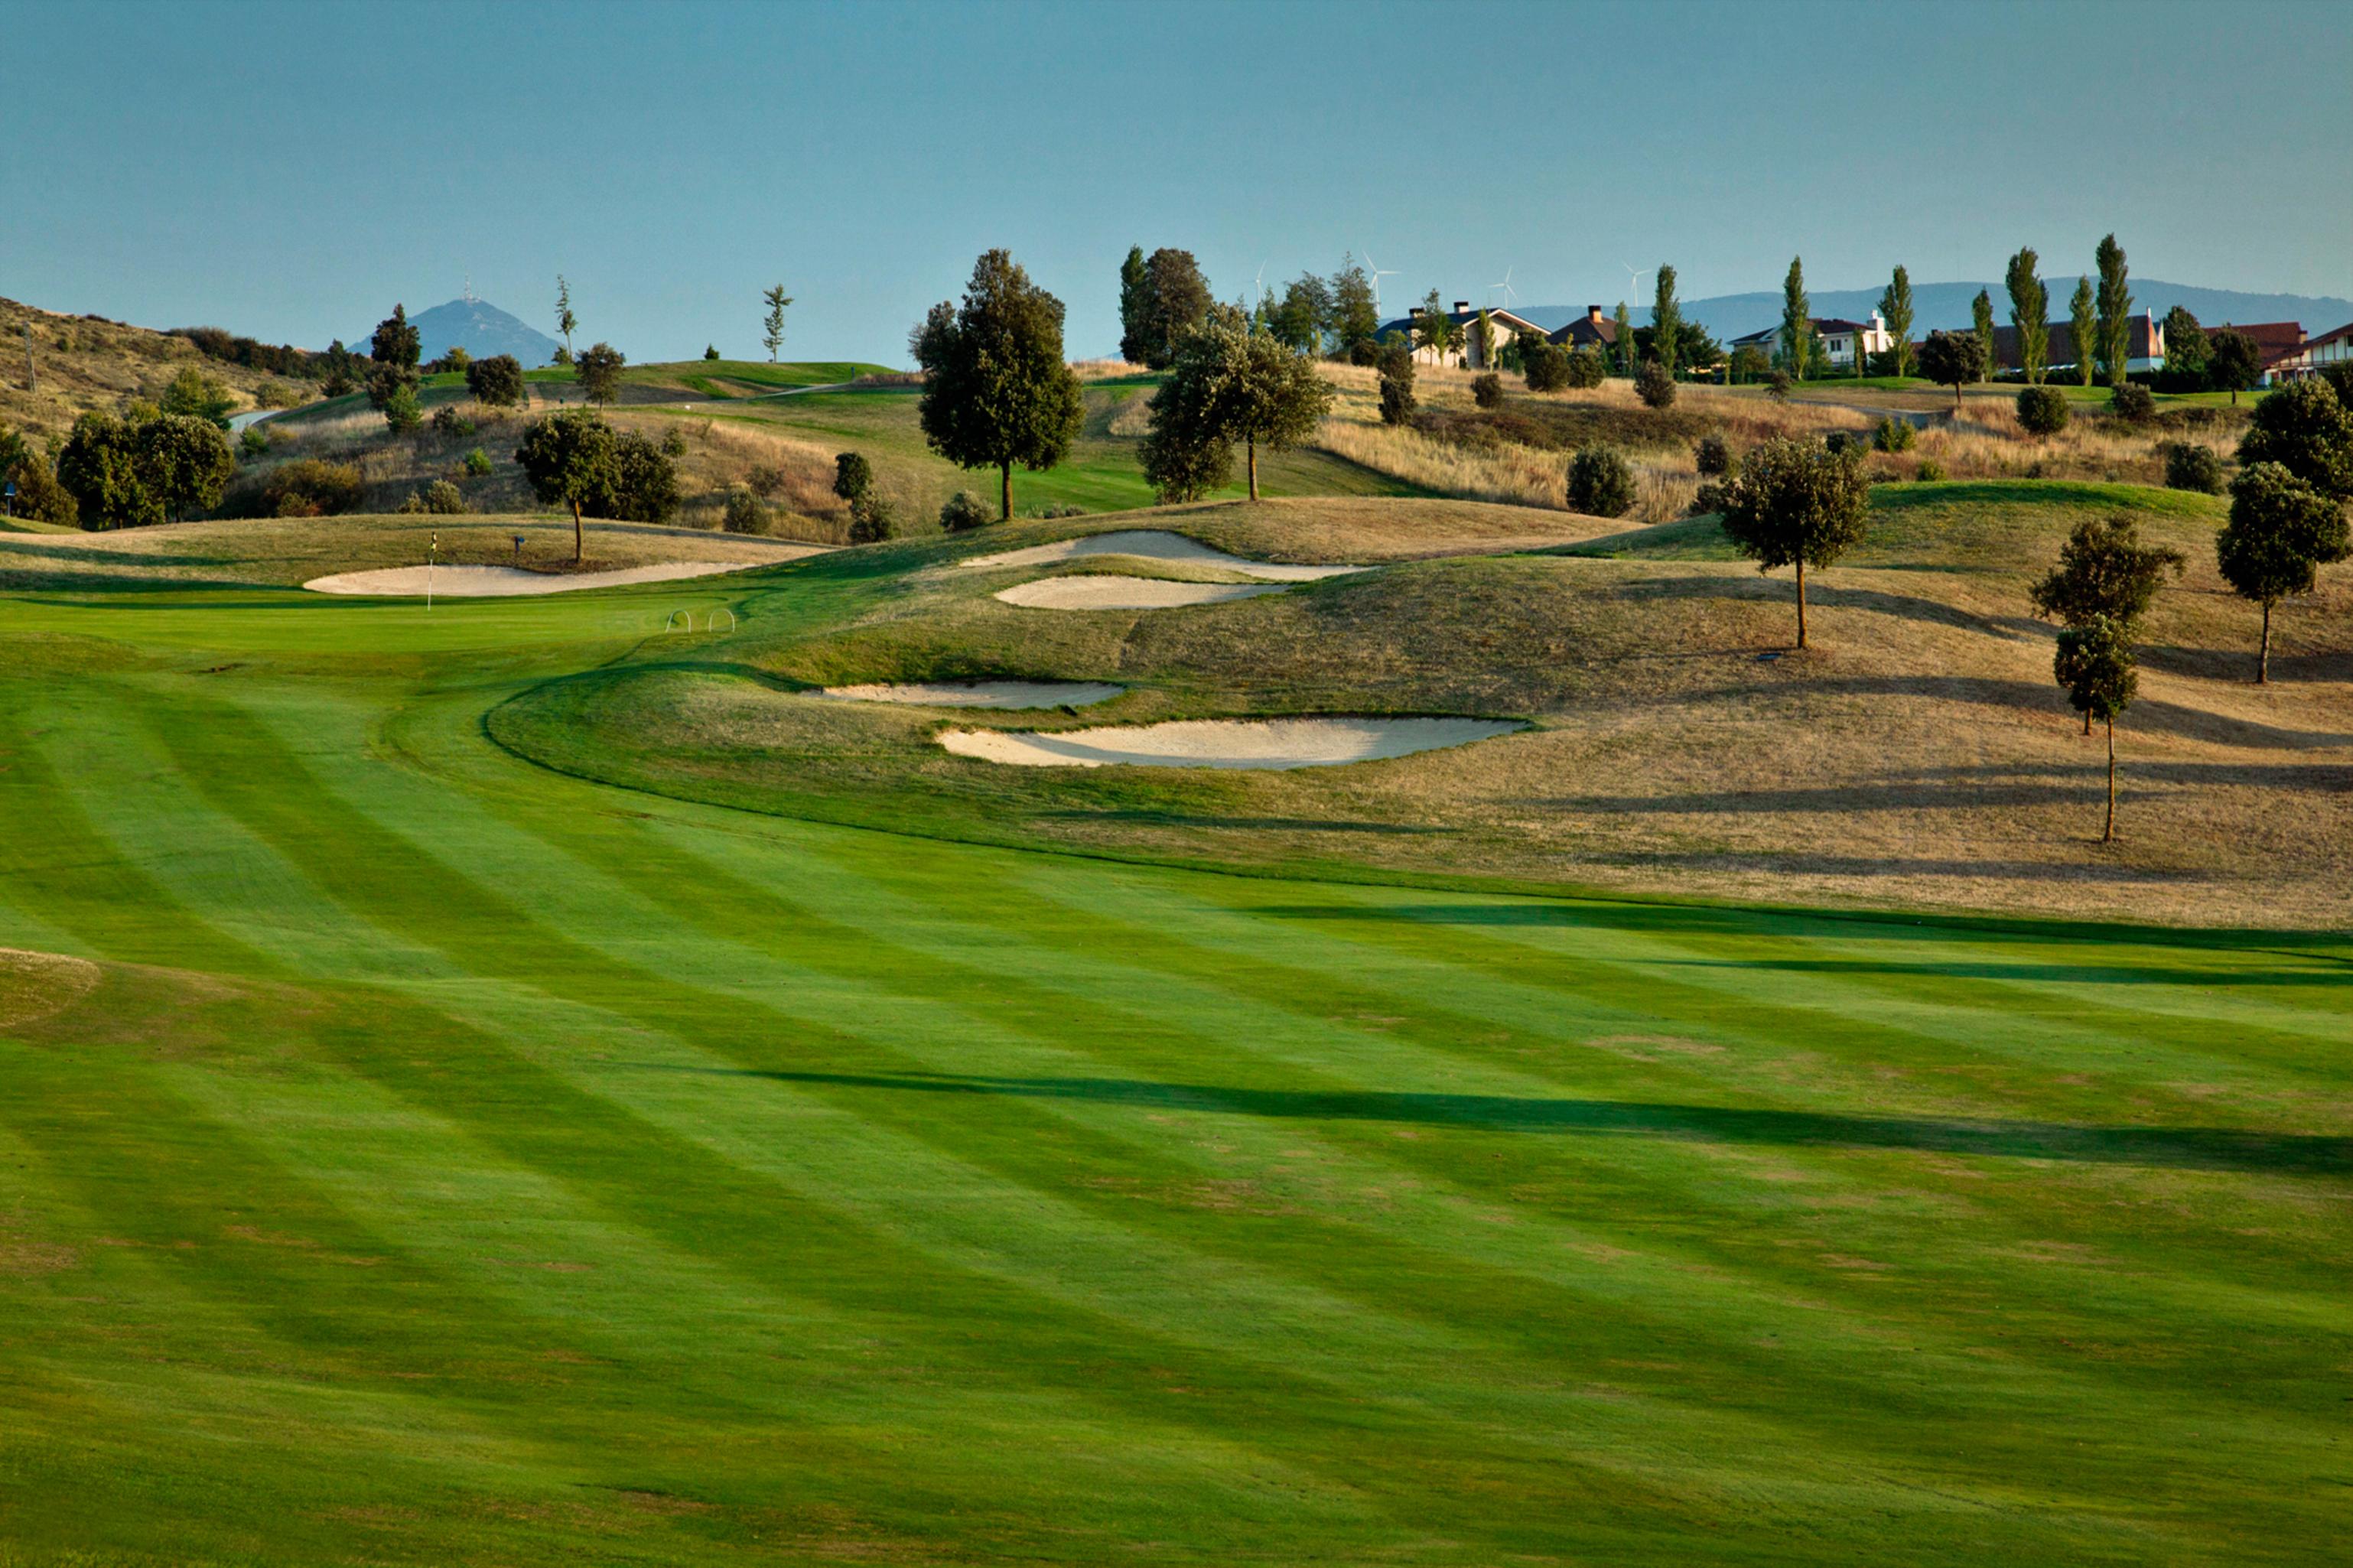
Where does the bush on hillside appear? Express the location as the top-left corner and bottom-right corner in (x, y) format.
(2017, 385), (2070, 437)
(1567, 445), (1635, 517)
(423, 480), (465, 515)
(1472, 372), (1502, 409)
(395, 490), (428, 515)
(238, 428), (270, 461)
(2236, 376), (2353, 498)
(832, 451), (874, 505)
(1694, 433), (1730, 475)
(575, 342), (626, 406)
(364, 360), (418, 411)
(659, 428), (688, 458)
(2162, 441), (2224, 494)
(1378, 374), (1414, 425)
(465, 354), (526, 408)
(1635, 361), (1677, 409)
(939, 490), (991, 532)
(1824, 431), (1862, 456)
(1871, 416), (1916, 453)
(382, 384), (422, 434)
(722, 490), (764, 534)
(260, 459), (365, 517)
(461, 447), (493, 478)
(1521, 340), (1567, 393)
(705, 345), (721, 360)
(8, 450), (78, 525)
(1915, 457), (1947, 482)
(847, 497), (894, 542)
(431, 405), (475, 439)
(1765, 369), (1793, 400)
(1039, 503), (1085, 519)
(2110, 382), (2156, 424)
(428, 346), (472, 376)
(746, 465), (784, 498)
(597, 431), (679, 523)
(1565, 347), (1608, 389)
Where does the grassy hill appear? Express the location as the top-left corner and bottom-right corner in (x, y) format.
(0, 495), (2345, 1563)
(0, 296), (308, 442)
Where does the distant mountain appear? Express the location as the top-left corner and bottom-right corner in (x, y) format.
(354, 298), (561, 367)
(1515, 280), (2352, 342)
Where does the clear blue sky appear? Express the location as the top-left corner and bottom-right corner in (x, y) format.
(5, 0), (2347, 363)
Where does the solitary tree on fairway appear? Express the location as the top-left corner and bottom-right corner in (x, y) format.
(574, 343), (626, 406)
(911, 249), (1085, 521)
(2207, 328), (2262, 405)
(1652, 265), (1681, 379)
(1717, 435), (1873, 649)
(2068, 277), (2097, 386)
(2216, 462), (2351, 682)
(2054, 613), (2136, 842)
(2236, 376), (2353, 499)
(2030, 516), (2185, 730)
(554, 275), (577, 361)
(1971, 290), (1997, 383)
(2094, 234), (2133, 385)
(761, 284), (792, 362)
(1879, 265), (1915, 378)
(515, 407), (617, 562)
(2006, 248), (2049, 384)
(1918, 329), (1987, 411)
(1779, 258), (1809, 378)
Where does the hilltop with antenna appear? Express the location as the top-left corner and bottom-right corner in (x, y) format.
(353, 296), (561, 367)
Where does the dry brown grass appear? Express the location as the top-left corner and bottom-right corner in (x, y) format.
(0, 297), (308, 442)
(1072, 359), (1150, 382)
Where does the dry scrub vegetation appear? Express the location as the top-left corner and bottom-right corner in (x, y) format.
(0, 297), (300, 441)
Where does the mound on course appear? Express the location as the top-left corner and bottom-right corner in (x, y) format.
(994, 575), (1291, 610)
(961, 529), (1364, 581)
(819, 679), (1124, 708)
(304, 558), (810, 596)
(938, 714), (1525, 769)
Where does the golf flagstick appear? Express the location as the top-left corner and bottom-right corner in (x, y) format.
(428, 530), (437, 612)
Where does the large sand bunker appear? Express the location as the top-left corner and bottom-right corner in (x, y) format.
(962, 530), (1362, 581)
(819, 681), (1124, 709)
(938, 715), (1525, 770)
(994, 576), (1289, 610)
(304, 558), (816, 597)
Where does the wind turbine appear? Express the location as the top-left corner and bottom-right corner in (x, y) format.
(1363, 246), (1398, 310)
(1622, 262), (1651, 298)
(1253, 260), (1269, 311)
(1487, 265), (1519, 311)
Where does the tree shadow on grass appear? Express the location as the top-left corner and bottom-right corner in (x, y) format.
(665, 1067), (2352, 1176)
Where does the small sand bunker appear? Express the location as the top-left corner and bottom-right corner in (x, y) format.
(962, 530), (1361, 581)
(0, 948), (102, 1028)
(994, 577), (1288, 610)
(818, 681), (1124, 709)
(304, 558), (813, 597)
(938, 715), (1525, 770)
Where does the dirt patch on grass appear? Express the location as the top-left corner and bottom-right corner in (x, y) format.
(0, 948), (100, 1028)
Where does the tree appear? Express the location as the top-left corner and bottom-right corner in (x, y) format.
(1917, 329), (1986, 410)
(1567, 446), (1635, 517)
(1778, 256), (1810, 379)
(1376, 333), (1416, 425)
(2161, 304), (2210, 386)
(555, 275), (577, 360)
(369, 304), (421, 370)
(705, 345), (721, 361)
(2216, 462), (2351, 682)
(2068, 276), (2098, 386)
(595, 431), (679, 524)
(514, 408), (617, 561)
(1520, 338), (1567, 392)
(2094, 233), (2133, 385)
(160, 367), (235, 430)
(761, 284), (792, 363)
(2016, 385), (2069, 437)
(1117, 246), (1150, 363)
(1141, 315), (1333, 503)
(1328, 255), (1380, 359)
(466, 353), (525, 408)
(2005, 248), (2049, 384)
(364, 359), (418, 412)
(1128, 249), (1212, 369)
(1652, 265), (1681, 379)
(574, 342), (626, 406)
(2029, 516), (2185, 730)
(910, 249), (1085, 520)
(1473, 309), (1495, 370)
(2054, 613), (2136, 842)
(1879, 265), (1915, 379)
(1635, 360), (1676, 409)
(2236, 376), (2353, 498)
(1414, 289), (1455, 368)
(1268, 273), (1332, 356)
(2207, 327), (2262, 405)
(1730, 344), (1770, 385)
(56, 412), (161, 530)
(1971, 290), (1997, 383)
(1717, 436), (1872, 649)
(382, 382), (421, 434)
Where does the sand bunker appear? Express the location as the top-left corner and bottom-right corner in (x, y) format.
(962, 530), (1362, 581)
(304, 558), (815, 597)
(994, 576), (1288, 610)
(938, 715), (1525, 770)
(818, 681), (1124, 709)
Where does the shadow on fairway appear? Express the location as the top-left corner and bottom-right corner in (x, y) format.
(659, 1068), (2351, 1175)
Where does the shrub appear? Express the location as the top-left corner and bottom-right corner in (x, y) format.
(1635, 361), (1677, 409)
(1521, 341), (1567, 392)
(8, 450), (78, 525)
(261, 459), (364, 517)
(255, 381), (301, 410)
(396, 490), (428, 514)
(2016, 385), (2070, 437)
(746, 465), (783, 498)
(1470, 372), (1502, 409)
(722, 490), (764, 534)
(847, 499), (894, 543)
(1871, 416), (1916, 453)
(939, 490), (992, 532)
(599, 431), (679, 523)
(364, 360), (418, 411)
(1765, 369), (1793, 400)
(430, 405), (475, 438)
(1915, 457), (1947, 482)
(1824, 431), (1862, 456)
(238, 428), (270, 461)
(1567, 446), (1635, 517)
(1040, 503), (1085, 519)
(382, 384), (421, 434)
(1378, 374), (1414, 425)
(705, 345), (721, 361)
(2110, 382), (2156, 424)
(1565, 347), (1608, 389)
(659, 428), (688, 458)
(2162, 441), (2224, 493)
(2236, 376), (2353, 498)
(574, 342), (626, 405)
(832, 451), (874, 505)
(1694, 434), (1730, 475)
(461, 447), (493, 478)
(465, 354), (526, 408)
(321, 369), (356, 399)
(1691, 480), (1731, 516)
(432, 346), (472, 376)
(423, 479), (465, 515)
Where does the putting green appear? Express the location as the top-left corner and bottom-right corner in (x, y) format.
(0, 562), (2345, 1566)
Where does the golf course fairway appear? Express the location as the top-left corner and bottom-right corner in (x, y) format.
(0, 565), (2345, 1566)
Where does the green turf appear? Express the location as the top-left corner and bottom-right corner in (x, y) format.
(0, 561), (2345, 1566)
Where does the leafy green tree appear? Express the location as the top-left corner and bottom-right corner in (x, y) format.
(2161, 441), (2224, 493)
(1879, 265), (1915, 378)
(136, 414), (234, 522)
(1717, 435), (1872, 648)
(574, 343), (626, 406)
(369, 304), (420, 369)
(1651, 265), (1681, 379)
(2005, 248), (2049, 384)
(1415, 289), (1455, 367)
(1520, 339), (1567, 392)
(1567, 446), (1635, 517)
(1141, 315), (1333, 502)
(1919, 328), (1987, 411)
(1376, 333), (1415, 425)
(2160, 304), (2210, 385)
(365, 359), (418, 412)
(1117, 246), (1150, 363)
(2053, 613), (2136, 841)
(466, 353), (525, 408)
(2111, 382), (2156, 423)
(910, 249), (1085, 520)
(1730, 344), (1770, 384)
(1473, 309), (1495, 369)
(1268, 272), (1333, 356)
(160, 367), (235, 430)
(2029, 516), (2185, 730)
(1635, 360), (1676, 409)
(762, 284), (792, 362)
(705, 345), (720, 361)
(382, 382), (421, 435)
(2068, 277), (2098, 386)
(1328, 255), (1380, 359)
(2235, 376), (2353, 498)
(596, 431), (679, 525)
(2094, 233), (2133, 385)
(1128, 249), (1212, 369)
(2016, 385), (2068, 437)
(555, 275), (576, 359)
(1971, 290), (1997, 383)
(56, 413), (160, 529)
(2217, 461), (2351, 682)
(9, 446), (77, 525)
(1779, 258), (1809, 379)
(2206, 327), (2262, 405)
(514, 408), (617, 561)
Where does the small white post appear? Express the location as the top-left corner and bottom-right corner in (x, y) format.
(427, 529), (437, 613)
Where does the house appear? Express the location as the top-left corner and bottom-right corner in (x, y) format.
(2281, 319), (2353, 382)
(2217, 320), (2311, 385)
(1993, 311), (2165, 376)
(1549, 305), (1619, 353)
(1375, 301), (1548, 369)
(1727, 311), (1896, 370)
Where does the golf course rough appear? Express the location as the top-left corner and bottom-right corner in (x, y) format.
(0, 545), (2346, 1567)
